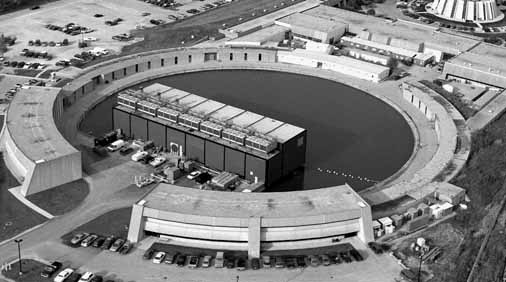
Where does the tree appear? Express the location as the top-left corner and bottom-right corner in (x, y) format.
(62, 38), (69, 46)
(366, 8), (376, 15)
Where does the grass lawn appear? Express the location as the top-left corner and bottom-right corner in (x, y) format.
(1, 259), (53, 282)
(12, 68), (41, 77)
(0, 152), (46, 243)
(26, 179), (89, 216)
(60, 207), (132, 245)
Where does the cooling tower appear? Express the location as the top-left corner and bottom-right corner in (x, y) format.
(428, 0), (504, 23)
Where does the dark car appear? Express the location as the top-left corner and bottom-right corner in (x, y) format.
(332, 253), (342, 264)
(90, 275), (103, 282)
(143, 154), (154, 164)
(251, 258), (260, 270)
(368, 242), (383, 254)
(225, 258), (235, 269)
(40, 261), (62, 278)
(176, 254), (186, 267)
(143, 248), (156, 260)
(101, 236), (115, 250)
(296, 256), (306, 268)
(349, 249), (364, 261)
(30, 6), (40, 10)
(236, 257), (247, 271)
(109, 238), (125, 252)
(285, 257), (297, 269)
(340, 252), (352, 263)
(65, 273), (82, 282)
(92, 236), (106, 248)
(119, 146), (133, 155)
(94, 14), (104, 17)
(118, 241), (132, 255)
(274, 256), (285, 268)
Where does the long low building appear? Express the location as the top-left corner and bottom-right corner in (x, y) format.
(113, 84), (307, 187)
(277, 49), (390, 82)
(1, 86), (82, 196)
(274, 12), (347, 44)
(127, 183), (373, 258)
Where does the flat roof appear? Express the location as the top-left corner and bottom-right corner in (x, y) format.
(304, 5), (479, 54)
(161, 88), (192, 103)
(248, 117), (283, 134)
(450, 43), (506, 75)
(140, 183), (365, 218)
(209, 105), (246, 122)
(7, 86), (78, 162)
(175, 94), (207, 108)
(226, 24), (290, 45)
(142, 83), (173, 95)
(276, 12), (346, 33)
(189, 99), (226, 116)
(230, 111), (264, 128)
(342, 36), (418, 57)
(268, 123), (306, 142)
(287, 49), (390, 73)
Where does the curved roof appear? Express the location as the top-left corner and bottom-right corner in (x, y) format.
(6, 86), (78, 162)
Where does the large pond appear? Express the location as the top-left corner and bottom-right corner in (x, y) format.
(80, 70), (414, 192)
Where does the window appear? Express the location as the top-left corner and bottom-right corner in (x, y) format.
(147, 61), (151, 69)
(230, 53), (233, 60)
(161, 58), (165, 67)
(244, 53), (247, 61)
(123, 68), (127, 76)
(112, 72), (115, 80)
(174, 56), (178, 65)
(188, 55), (192, 63)
(258, 53), (262, 61)
(135, 64), (139, 72)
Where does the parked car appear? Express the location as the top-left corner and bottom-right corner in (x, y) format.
(202, 255), (212, 268)
(187, 170), (201, 180)
(143, 154), (155, 164)
(101, 236), (115, 250)
(262, 255), (271, 268)
(149, 156), (166, 167)
(131, 150), (148, 161)
(109, 238), (125, 252)
(251, 258), (260, 270)
(83, 37), (98, 41)
(118, 241), (132, 254)
(107, 139), (126, 152)
(296, 256), (306, 268)
(143, 248), (156, 260)
(225, 258), (235, 269)
(70, 232), (89, 245)
(164, 253), (177, 264)
(54, 268), (74, 282)
(188, 256), (199, 268)
(91, 236), (105, 248)
(309, 255), (320, 267)
(119, 146), (134, 155)
(321, 254), (331, 266)
(236, 257), (246, 271)
(274, 257), (285, 268)
(176, 254), (186, 267)
(41, 261), (62, 278)
(286, 257), (297, 269)
(81, 234), (98, 247)
(340, 252), (352, 263)
(215, 252), (224, 268)
(152, 251), (166, 264)
(78, 271), (94, 282)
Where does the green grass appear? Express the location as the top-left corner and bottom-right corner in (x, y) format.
(60, 207), (132, 245)
(0, 0), (59, 15)
(1, 259), (51, 282)
(0, 152), (46, 243)
(26, 179), (89, 216)
(12, 68), (41, 77)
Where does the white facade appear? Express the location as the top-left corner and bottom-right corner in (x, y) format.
(277, 49), (389, 82)
(429, 0), (504, 23)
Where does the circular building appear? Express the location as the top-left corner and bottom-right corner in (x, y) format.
(426, 0), (504, 23)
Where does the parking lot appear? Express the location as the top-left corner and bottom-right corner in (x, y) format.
(0, 0), (226, 69)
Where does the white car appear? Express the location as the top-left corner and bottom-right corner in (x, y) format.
(83, 37), (97, 41)
(149, 156), (166, 167)
(152, 251), (166, 264)
(131, 150), (148, 162)
(78, 271), (94, 282)
(187, 170), (201, 180)
(107, 139), (126, 152)
(202, 255), (212, 268)
(54, 268), (74, 282)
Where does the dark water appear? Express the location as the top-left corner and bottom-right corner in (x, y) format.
(81, 70), (414, 192)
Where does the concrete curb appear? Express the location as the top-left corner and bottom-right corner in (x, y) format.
(0, 222), (48, 248)
(8, 186), (54, 219)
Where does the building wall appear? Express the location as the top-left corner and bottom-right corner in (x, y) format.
(148, 121), (166, 149)
(266, 151), (283, 186)
(205, 140), (225, 171)
(130, 115), (148, 141)
(280, 130), (307, 176)
(443, 62), (506, 89)
(166, 127), (186, 154)
(225, 148), (245, 177)
(245, 154), (266, 184)
(186, 134), (205, 163)
(113, 108), (131, 137)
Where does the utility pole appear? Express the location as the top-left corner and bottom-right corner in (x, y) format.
(14, 239), (23, 276)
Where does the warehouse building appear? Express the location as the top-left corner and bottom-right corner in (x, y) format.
(113, 83), (306, 187)
(277, 49), (390, 82)
(127, 183), (374, 258)
(224, 25), (291, 47)
(274, 12), (347, 44)
(443, 43), (506, 90)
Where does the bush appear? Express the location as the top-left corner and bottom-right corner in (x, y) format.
(62, 38), (69, 46)
(366, 8), (376, 15)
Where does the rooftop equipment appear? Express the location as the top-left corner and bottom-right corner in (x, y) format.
(245, 135), (277, 153)
(178, 114), (202, 130)
(222, 128), (247, 145)
(117, 93), (138, 109)
(137, 100), (159, 116)
(157, 107), (180, 123)
(200, 121), (223, 137)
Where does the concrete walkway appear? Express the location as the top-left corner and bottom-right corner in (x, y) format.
(7, 186), (54, 219)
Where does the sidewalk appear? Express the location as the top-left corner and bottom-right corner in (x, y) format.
(8, 186), (54, 219)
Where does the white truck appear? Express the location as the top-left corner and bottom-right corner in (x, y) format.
(107, 139), (126, 152)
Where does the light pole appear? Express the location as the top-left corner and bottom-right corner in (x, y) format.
(13, 239), (23, 276)
(417, 250), (425, 282)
